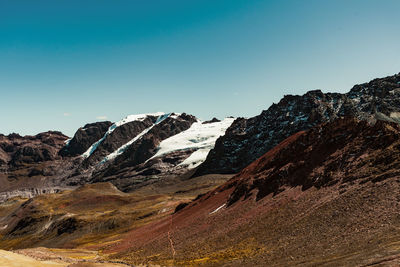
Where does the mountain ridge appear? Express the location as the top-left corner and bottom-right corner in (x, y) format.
(103, 116), (400, 266)
(1, 72), (400, 266)
(1, 72), (400, 199)
(194, 72), (400, 176)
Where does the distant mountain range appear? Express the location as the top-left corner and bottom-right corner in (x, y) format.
(1, 72), (399, 200)
(0, 112), (234, 199)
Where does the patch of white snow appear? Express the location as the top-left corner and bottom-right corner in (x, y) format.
(209, 203), (226, 214)
(101, 113), (171, 163)
(82, 112), (165, 158)
(149, 118), (235, 169)
(64, 138), (72, 146)
(179, 149), (210, 169)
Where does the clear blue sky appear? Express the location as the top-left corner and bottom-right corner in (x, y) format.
(1, 0), (400, 136)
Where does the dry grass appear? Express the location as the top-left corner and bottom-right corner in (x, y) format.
(0, 174), (233, 265)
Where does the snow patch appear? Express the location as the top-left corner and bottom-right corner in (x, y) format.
(179, 149), (210, 169)
(149, 118), (235, 169)
(101, 113), (171, 163)
(170, 113), (182, 119)
(64, 138), (71, 146)
(82, 112), (165, 158)
(115, 112), (165, 128)
(210, 203), (226, 214)
(82, 136), (107, 158)
(42, 217), (53, 232)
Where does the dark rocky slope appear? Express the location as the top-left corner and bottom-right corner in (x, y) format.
(0, 132), (73, 201)
(62, 113), (200, 191)
(194, 73), (400, 176)
(87, 113), (198, 191)
(0, 131), (68, 169)
(226, 117), (400, 204)
(81, 115), (159, 167)
(59, 121), (112, 157)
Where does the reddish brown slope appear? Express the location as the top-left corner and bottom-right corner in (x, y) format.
(227, 116), (399, 204)
(105, 117), (400, 266)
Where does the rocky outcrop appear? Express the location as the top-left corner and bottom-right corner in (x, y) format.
(81, 116), (162, 168)
(226, 117), (400, 205)
(110, 114), (197, 168)
(0, 188), (64, 202)
(87, 113), (198, 191)
(59, 121), (112, 157)
(194, 73), (400, 176)
(0, 131), (68, 168)
(0, 132), (74, 201)
(203, 118), (221, 124)
(346, 73), (400, 122)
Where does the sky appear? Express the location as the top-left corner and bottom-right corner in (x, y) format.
(1, 0), (400, 136)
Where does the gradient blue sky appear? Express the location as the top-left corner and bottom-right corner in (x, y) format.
(1, 0), (400, 136)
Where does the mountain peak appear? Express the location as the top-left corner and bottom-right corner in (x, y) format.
(194, 72), (400, 177)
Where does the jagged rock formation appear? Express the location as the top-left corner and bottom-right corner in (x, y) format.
(84, 113), (198, 190)
(59, 121), (112, 157)
(0, 132), (74, 202)
(66, 113), (234, 191)
(194, 73), (400, 176)
(2, 72), (400, 199)
(0, 132), (68, 169)
(226, 117), (400, 205)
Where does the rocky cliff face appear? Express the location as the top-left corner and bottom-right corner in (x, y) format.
(226, 117), (400, 205)
(347, 73), (400, 122)
(82, 113), (199, 191)
(59, 121), (112, 157)
(0, 132), (73, 201)
(194, 73), (400, 176)
(57, 113), (235, 192)
(0, 131), (68, 169)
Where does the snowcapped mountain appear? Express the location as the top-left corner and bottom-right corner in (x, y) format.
(61, 112), (235, 191)
(2, 72), (400, 199)
(81, 112), (170, 161)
